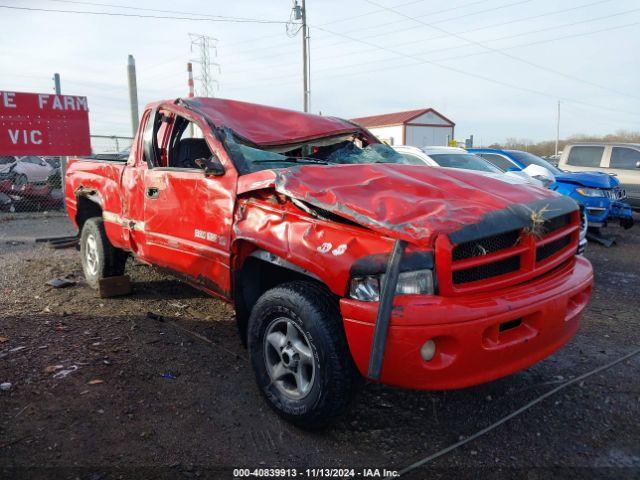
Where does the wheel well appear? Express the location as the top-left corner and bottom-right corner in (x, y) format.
(75, 195), (103, 231)
(233, 253), (322, 346)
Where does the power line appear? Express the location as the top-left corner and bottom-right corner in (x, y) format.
(0, 5), (289, 24)
(224, 0), (498, 61)
(221, 7), (639, 80)
(363, 0), (640, 101)
(303, 23), (640, 117)
(220, 0), (545, 75)
(46, 0), (285, 23)
(221, 0), (434, 49)
(222, 20), (639, 99)
(342, 0), (535, 41)
(309, 0), (618, 66)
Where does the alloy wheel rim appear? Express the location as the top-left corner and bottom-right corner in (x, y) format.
(264, 317), (316, 400)
(85, 234), (99, 276)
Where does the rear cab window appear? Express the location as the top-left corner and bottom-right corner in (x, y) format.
(566, 146), (604, 168)
(610, 147), (640, 170)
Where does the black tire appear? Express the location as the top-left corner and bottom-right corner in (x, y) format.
(80, 217), (128, 289)
(248, 281), (358, 429)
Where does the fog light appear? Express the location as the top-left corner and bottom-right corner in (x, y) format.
(420, 339), (436, 361)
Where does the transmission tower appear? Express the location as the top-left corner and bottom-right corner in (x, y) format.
(189, 33), (220, 97)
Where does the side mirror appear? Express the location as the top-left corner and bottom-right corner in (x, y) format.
(636, 161), (640, 169)
(195, 155), (225, 176)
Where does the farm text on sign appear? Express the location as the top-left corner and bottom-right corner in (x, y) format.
(0, 91), (91, 156)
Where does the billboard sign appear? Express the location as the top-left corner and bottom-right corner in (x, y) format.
(0, 91), (91, 156)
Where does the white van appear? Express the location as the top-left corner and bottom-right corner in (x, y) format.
(558, 143), (640, 208)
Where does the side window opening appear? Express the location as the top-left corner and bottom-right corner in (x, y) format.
(167, 116), (213, 169)
(566, 146), (604, 168)
(142, 109), (161, 167)
(610, 147), (640, 170)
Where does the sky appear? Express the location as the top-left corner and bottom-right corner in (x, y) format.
(1, 0), (639, 146)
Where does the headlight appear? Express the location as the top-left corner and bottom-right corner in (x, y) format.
(349, 269), (435, 302)
(576, 187), (605, 197)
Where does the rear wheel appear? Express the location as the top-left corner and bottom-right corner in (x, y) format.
(80, 217), (128, 289)
(248, 281), (358, 429)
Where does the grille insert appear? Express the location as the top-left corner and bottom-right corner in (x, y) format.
(453, 256), (521, 285)
(452, 230), (521, 261)
(542, 213), (572, 235)
(536, 235), (572, 263)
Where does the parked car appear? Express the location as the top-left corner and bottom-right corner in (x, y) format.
(0, 155), (53, 189)
(393, 146), (548, 186)
(470, 148), (634, 229)
(64, 97), (593, 428)
(558, 143), (640, 209)
(397, 146), (587, 253)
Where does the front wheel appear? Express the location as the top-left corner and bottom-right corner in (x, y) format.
(80, 217), (128, 289)
(248, 281), (358, 429)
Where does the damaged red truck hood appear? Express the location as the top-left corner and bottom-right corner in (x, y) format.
(239, 163), (577, 247)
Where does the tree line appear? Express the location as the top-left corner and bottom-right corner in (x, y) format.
(487, 130), (640, 157)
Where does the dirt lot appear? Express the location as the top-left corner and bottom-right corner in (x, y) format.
(1, 216), (639, 479)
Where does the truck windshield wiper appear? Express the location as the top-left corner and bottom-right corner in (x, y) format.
(252, 157), (332, 165)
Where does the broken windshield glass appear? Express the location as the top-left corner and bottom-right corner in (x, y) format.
(222, 127), (411, 174)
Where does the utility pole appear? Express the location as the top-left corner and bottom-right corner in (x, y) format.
(301, 0), (310, 112)
(53, 73), (61, 96)
(189, 33), (220, 97)
(53, 73), (67, 190)
(127, 55), (139, 137)
(555, 101), (561, 156)
(291, 1), (310, 112)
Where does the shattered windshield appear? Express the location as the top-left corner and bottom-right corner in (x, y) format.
(222, 129), (412, 174)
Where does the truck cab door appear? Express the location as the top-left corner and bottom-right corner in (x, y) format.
(140, 110), (236, 299)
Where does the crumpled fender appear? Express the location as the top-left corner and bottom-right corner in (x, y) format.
(232, 196), (396, 296)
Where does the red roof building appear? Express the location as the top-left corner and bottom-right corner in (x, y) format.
(351, 108), (455, 147)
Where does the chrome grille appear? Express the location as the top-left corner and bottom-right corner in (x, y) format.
(604, 187), (626, 200)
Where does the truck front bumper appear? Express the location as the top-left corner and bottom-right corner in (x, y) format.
(340, 255), (593, 390)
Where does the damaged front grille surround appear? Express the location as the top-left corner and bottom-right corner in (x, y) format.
(444, 211), (580, 291)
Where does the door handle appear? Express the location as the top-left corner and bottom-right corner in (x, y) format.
(146, 187), (159, 199)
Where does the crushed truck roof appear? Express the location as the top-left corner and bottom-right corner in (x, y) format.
(181, 97), (359, 147)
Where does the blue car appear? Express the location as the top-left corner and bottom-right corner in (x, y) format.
(469, 148), (634, 230)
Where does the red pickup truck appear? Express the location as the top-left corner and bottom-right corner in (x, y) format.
(65, 98), (593, 428)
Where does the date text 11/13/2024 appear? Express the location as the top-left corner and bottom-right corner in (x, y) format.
(233, 468), (399, 478)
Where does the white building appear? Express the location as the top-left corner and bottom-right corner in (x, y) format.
(351, 108), (455, 147)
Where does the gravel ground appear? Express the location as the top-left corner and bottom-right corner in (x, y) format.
(0, 216), (638, 479)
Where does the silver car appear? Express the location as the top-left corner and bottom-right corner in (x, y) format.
(558, 143), (640, 208)
(0, 156), (53, 188)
